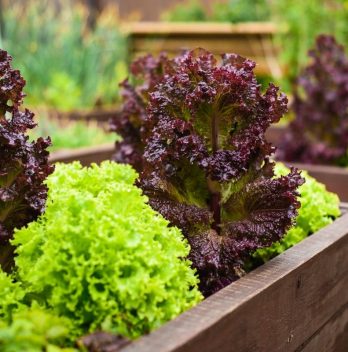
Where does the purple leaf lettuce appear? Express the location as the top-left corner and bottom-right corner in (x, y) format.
(139, 49), (304, 296)
(278, 35), (348, 165)
(0, 49), (53, 270)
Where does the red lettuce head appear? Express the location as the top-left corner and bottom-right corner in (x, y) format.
(139, 49), (304, 296)
(278, 35), (348, 165)
(109, 53), (170, 171)
(0, 49), (53, 269)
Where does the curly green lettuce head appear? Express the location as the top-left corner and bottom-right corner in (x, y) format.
(252, 163), (340, 263)
(0, 271), (25, 322)
(12, 161), (202, 339)
(0, 308), (77, 352)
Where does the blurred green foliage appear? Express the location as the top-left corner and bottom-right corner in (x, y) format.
(0, 308), (77, 352)
(272, 0), (348, 89)
(162, 0), (270, 23)
(0, 1), (127, 110)
(29, 118), (117, 151)
(161, 0), (348, 92)
(161, 0), (207, 22)
(211, 0), (270, 23)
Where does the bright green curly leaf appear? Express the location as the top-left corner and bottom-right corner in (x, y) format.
(12, 161), (202, 340)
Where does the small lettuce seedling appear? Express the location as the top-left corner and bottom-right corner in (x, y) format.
(0, 49), (53, 270)
(136, 49), (304, 296)
(278, 35), (348, 166)
(12, 162), (202, 339)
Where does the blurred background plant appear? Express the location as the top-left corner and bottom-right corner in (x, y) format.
(160, 0), (348, 92)
(29, 117), (117, 152)
(161, 0), (207, 22)
(162, 0), (270, 23)
(271, 0), (348, 90)
(0, 0), (127, 111)
(211, 0), (270, 23)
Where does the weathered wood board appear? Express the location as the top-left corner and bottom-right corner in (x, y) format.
(49, 143), (115, 166)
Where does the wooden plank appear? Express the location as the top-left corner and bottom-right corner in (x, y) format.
(49, 143), (114, 166)
(47, 108), (118, 124)
(131, 36), (268, 57)
(132, 52), (271, 76)
(298, 302), (348, 352)
(126, 22), (281, 78)
(125, 22), (278, 36)
(123, 213), (348, 352)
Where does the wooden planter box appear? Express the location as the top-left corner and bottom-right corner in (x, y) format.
(50, 144), (348, 351)
(125, 22), (282, 78)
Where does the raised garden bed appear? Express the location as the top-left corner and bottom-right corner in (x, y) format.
(48, 142), (348, 351)
(125, 22), (282, 78)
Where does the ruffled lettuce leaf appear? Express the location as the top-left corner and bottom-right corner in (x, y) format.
(139, 49), (304, 296)
(0, 49), (53, 270)
(110, 54), (170, 171)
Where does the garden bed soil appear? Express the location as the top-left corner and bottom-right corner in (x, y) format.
(125, 22), (282, 78)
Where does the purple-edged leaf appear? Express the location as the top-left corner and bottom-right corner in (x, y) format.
(0, 49), (53, 270)
(139, 49), (303, 296)
(110, 54), (170, 171)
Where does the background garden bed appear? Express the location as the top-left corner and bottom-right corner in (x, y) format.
(48, 108), (118, 125)
(125, 22), (282, 78)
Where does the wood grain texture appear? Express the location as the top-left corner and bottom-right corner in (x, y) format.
(297, 302), (348, 352)
(123, 213), (348, 352)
